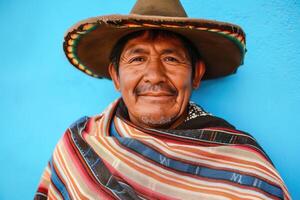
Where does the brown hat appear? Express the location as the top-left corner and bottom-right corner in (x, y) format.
(63, 0), (246, 80)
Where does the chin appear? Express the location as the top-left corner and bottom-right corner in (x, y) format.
(138, 112), (178, 127)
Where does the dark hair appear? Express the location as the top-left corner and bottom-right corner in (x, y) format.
(109, 29), (201, 78)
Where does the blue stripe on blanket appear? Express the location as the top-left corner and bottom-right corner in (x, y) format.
(110, 120), (283, 199)
(50, 159), (71, 200)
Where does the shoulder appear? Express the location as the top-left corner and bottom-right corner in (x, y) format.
(67, 113), (105, 136)
(50, 115), (102, 166)
(68, 116), (90, 134)
(52, 115), (96, 153)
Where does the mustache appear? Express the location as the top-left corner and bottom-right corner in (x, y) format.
(135, 83), (177, 96)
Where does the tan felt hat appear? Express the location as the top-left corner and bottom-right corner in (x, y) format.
(63, 0), (246, 80)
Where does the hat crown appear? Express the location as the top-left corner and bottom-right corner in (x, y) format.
(130, 0), (187, 17)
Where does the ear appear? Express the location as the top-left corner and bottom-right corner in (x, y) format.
(192, 61), (205, 89)
(108, 63), (120, 91)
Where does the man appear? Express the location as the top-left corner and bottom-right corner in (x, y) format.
(35, 0), (290, 199)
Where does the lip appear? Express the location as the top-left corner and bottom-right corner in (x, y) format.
(137, 92), (176, 102)
(137, 91), (175, 96)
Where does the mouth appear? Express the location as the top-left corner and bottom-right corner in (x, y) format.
(137, 91), (176, 102)
(138, 91), (175, 97)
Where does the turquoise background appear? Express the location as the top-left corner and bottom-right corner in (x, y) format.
(0, 0), (299, 199)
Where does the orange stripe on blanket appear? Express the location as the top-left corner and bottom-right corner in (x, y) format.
(90, 135), (265, 200)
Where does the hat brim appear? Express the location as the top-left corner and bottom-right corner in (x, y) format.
(63, 14), (246, 80)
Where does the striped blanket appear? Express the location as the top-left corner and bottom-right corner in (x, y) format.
(35, 100), (290, 200)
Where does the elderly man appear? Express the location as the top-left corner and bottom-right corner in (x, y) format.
(35, 0), (290, 199)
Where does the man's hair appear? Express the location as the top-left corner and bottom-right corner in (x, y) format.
(109, 29), (202, 78)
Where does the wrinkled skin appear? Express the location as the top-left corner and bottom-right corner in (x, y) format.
(109, 32), (205, 129)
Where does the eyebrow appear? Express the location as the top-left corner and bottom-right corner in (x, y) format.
(160, 48), (181, 55)
(125, 47), (185, 57)
(127, 47), (149, 55)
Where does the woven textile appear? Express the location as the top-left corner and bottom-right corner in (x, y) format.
(35, 100), (290, 200)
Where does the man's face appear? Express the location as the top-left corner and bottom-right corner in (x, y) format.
(110, 32), (204, 128)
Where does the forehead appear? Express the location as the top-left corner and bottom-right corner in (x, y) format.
(122, 31), (187, 53)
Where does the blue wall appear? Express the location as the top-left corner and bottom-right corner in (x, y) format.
(0, 0), (299, 199)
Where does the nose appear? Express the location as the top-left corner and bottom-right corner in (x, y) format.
(143, 57), (167, 84)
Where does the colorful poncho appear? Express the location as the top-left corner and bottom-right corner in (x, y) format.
(35, 99), (290, 200)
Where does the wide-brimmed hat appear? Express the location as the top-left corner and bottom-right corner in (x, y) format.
(63, 0), (246, 80)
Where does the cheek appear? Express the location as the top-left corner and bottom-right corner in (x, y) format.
(118, 69), (141, 100)
(170, 70), (193, 94)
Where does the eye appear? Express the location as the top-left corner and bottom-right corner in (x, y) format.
(163, 56), (180, 63)
(129, 57), (146, 63)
